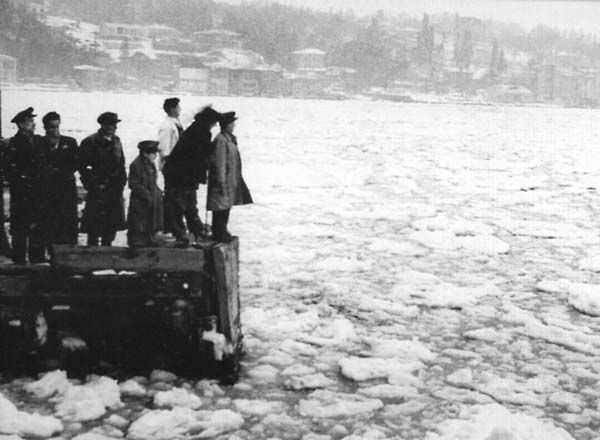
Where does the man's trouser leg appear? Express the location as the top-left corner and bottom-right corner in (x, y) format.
(182, 190), (203, 238)
(11, 229), (27, 264)
(28, 223), (46, 263)
(165, 188), (187, 240)
(211, 209), (230, 242)
(87, 234), (99, 247)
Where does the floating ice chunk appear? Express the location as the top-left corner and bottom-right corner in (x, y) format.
(71, 433), (119, 440)
(247, 364), (279, 382)
(368, 239), (428, 256)
(565, 282), (600, 317)
(313, 256), (372, 272)
(119, 379), (147, 397)
(362, 338), (435, 362)
(233, 399), (287, 416)
(447, 368), (473, 388)
(280, 339), (319, 357)
(281, 364), (317, 376)
(424, 403), (574, 440)
(535, 279), (570, 294)
(56, 376), (121, 422)
(464, 327), (512, 344)
(297, 390), (383, 418)
(92, 270), (117, 276)
(475, 373), (546, 407)
(358, 384), (418, 400)
(548, 391), (584, 410)
(382, 400), (428, 417)
(242, 307), (320, 339)
(432, 387), (493, 405)
(149, 370), (177, 383)
(339, 357), (422, 382)
(458, 235), (509, 254)
(440, 348), (482, 360)
(25, 370), (70, 398)
(284, 373), (336, 390)
(579, 254), (600, 271)
(0, 392), (63, 438)
(154, 387), (202, 410)
(392, 279), (503, 308)
(128, 408), (243, 440)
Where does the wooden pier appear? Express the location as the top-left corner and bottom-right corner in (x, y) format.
(0, 239), (242, 381)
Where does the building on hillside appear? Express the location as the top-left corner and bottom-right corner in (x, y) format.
(532, 64), (556, 101)
(203, 48), (283, 96)
(291, 48), (326, 70)
(9, 0), (49, 18)
(178, 67), (209, 94)
(486, 84), (534, 103)
(0, 55), (17, 83)
(192, 29), (242, 51)
(73, 65), (107, 90)
(146, 24), (179, 40)
(101, 23), (148, 38)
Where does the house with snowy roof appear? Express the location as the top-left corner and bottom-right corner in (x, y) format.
(291, 48), (326, 71)
(0, 54), (17, 84)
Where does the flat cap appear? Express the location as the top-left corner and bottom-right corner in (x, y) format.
(219, 111), (238, 125)
(138, 140), (159, 153)
(11, 107), (36, 124)
(97, 112), (121, 125)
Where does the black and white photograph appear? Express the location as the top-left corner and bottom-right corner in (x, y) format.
(0, 0), (599, 439)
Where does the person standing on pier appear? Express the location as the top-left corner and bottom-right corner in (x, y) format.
(3, 107), (45, 264)
(163, 105), (221, 245)
(157, 97), (183, 171)
(127, 141), (163, 247)
(207, 112), (253, 242)
(79, 112), (127, 247)
(37, 112), (79, 251)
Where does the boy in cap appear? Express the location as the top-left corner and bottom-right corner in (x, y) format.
(2, 107), (46, 264)
(127, 140), (163, 247)
(79, 112), (127, 246)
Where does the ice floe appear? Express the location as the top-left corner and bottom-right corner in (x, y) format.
(154, 387), (202, 410)
(424, 404), (574, 440)
(298, 390), (383, 418)
(0, 392), (63, 438)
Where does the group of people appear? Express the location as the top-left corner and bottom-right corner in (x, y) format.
(0, 98), (252, 265)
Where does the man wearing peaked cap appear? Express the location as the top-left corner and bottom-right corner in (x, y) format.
(3, 107), (46, 264)
(11, 107), (37, 125)
(127, 140), (163, 247)
(79, 112), (127, 246)
(36, 111), (80, 253)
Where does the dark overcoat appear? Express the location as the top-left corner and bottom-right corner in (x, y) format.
(3, 131), (42, 234)
(127, 155), (163, 234)
(79, 132), (127, 235)
(36, 135), (79, 244)
(163, 120), (212, 189)
(206, 132), (252, 211)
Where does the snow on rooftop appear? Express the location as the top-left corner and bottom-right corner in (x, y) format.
(74, 65), (106, 71)
(292, 48), (326, 55)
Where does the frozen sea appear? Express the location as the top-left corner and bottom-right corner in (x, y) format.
(2, 90), (600, 439)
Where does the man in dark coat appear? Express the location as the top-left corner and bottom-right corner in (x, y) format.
(2, 107), (46, 264)
(163, 105), (221, 245)
(79, 112), (127, 247)
(207, 112), (253, 242)
(127, 140), (163, 247)
(0, 138), (10, 257)
(37, 112), (79, 251)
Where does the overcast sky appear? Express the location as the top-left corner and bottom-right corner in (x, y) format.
(232, 1), (600, 35)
